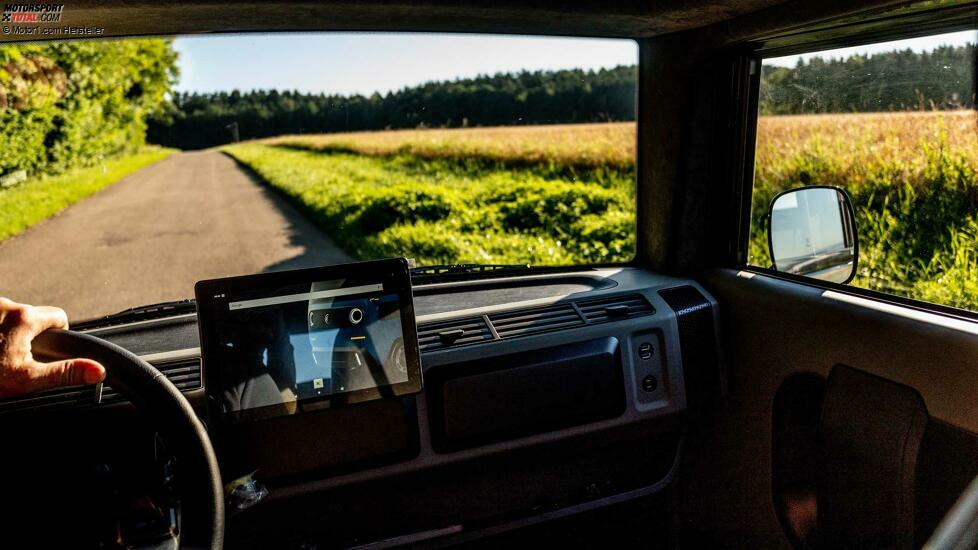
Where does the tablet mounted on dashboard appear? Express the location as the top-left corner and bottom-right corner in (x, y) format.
(195, 258), (422, 426)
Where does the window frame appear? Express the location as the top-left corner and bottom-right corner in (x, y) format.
(733, 7), (978, 324)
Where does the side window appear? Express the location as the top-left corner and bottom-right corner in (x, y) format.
(749, 30), (978, 311)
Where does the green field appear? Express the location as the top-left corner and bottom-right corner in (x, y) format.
(751, 111), (978, 310)
(223, 124), (636, 266)
(229, 112), (978, 312)
(0, 147), (176, 243)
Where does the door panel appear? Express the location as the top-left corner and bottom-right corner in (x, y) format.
(681, 268), (978, 547)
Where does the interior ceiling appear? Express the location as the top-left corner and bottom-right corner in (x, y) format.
(3, 0), (798, 41)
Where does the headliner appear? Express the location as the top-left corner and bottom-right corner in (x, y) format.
(0, 0), (903, 43)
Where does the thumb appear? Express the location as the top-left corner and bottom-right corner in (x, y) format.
(28, 358), (106, 392)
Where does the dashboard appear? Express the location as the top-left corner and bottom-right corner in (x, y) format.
(0, 267), (723, 548)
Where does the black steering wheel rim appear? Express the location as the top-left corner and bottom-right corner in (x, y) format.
(32, 328), (224, 550)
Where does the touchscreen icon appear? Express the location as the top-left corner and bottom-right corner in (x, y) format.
(349, 307), (363, 325)
(309, 307), (362, 329)
(313, 378), (324, 390)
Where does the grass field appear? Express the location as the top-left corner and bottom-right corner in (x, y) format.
(228, 112), (978, 311)
(225, 123), (636, 266)
(752, 110), (978, 310)
(262, 122), (636, 171)
(0, 147), (177, 243)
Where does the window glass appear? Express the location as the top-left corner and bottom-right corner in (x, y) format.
(750, 30), (978, 310)
(0, 33), (637, 320)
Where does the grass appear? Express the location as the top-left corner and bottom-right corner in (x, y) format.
(751, 110), (978, 310)
(232, 112), (978, 312)
(0, 147), (177, 242)
(223, 124), (636, 266)
(262, 122), (636, 171)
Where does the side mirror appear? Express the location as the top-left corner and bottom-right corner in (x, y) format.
(767, 186), (858, 284)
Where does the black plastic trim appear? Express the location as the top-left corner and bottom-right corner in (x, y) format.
(731, 53), (763, 267)
(426, 337), (626, 452)
(753, 3), (978, 59)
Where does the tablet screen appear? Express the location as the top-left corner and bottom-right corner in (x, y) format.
(196, 259), (421, 423)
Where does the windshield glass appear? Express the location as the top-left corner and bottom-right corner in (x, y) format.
(0, 33), (638, 320)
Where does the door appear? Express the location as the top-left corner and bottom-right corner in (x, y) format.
(679, 21), (978, 549)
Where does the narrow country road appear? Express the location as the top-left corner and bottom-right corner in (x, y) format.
(0, 151), (352, 321)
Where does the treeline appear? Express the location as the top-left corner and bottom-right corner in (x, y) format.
(0, 40), (176, 179)
(760, 44), (975, 114)
(146, 67), (637, 150)
(149, 43), (978, 150)
(4, 40), (966, 169)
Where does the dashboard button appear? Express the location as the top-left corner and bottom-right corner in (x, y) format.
(642, 375), (658, 393)
(638, 342), (653, 360)
(349, 307), (364, 324)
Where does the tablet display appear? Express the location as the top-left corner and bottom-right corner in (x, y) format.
(195, 259), (422, 423)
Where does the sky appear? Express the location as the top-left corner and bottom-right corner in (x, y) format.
(172, 33), (638, 96)
(765, 29), (977, 67)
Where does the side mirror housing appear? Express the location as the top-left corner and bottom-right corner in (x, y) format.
(767, 186), (858, 284)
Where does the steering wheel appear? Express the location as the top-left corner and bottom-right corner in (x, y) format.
(32, 329), (225, 550)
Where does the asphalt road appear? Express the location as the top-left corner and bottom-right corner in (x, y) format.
(0, 151), (352, 321)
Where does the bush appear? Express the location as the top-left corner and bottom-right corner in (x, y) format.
(488, 181), (620, 232)
(348, 185), (455, 233)
(912, 218), (978, 309)
(0, 40), (177, 179)
(566, 209), (635, 262)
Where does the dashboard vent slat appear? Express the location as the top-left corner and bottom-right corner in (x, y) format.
(576, 294), (655, 324)
(416, 317), (493, 352)
(0, 388), (93, 414)
(155, 358), (203, 389)
(0, 357), (201, 415)
(412, 294), (656, 353)
(489, 303), (584, 339)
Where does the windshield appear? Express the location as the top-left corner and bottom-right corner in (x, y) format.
(0, 33), (638, 321)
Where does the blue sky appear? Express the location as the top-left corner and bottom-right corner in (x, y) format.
(171, 30), (976, 94)
(766, 29), (977, 67)
(172, 33), (638, 95)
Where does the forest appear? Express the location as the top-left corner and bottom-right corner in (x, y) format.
(145, 43), (976, 150)
(759, 44), (975, 114)
(2, 40), (973, 175)
(147, 66), (638, 149)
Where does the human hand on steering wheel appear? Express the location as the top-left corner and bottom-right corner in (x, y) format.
(2, 296), (225, 548)
(0, 297), (106, 398)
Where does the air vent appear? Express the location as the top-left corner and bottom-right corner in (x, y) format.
(576, 294), (655, 324)
(101, 358), (202, 403)
(0, 386), (94, 416)
(0, 357), (201, 415)
(417, 294), (656, 352)
(417, 317), (493, 352)
(489, 303), (584, 339)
